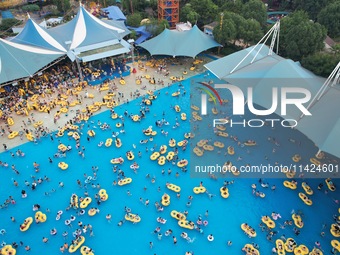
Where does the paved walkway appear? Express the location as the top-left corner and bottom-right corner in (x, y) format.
(2, 57), (212, 151)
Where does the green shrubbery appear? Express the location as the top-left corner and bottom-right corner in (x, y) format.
(21, 4), (40, 12)
(0, 18), (22, 32)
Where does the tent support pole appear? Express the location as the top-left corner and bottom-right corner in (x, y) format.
(299, 61), (340, 120)
(75, 57), (84, 82)
(230, 21), (279, 74)
(317, 61), (340, 100)
(131, 43), (135, 65)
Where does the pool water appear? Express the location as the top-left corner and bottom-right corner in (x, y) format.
(0, 72), (339, 255)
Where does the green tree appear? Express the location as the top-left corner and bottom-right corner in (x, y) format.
(53, 0), (70, 14)
(0, 18), (22, 32)
(22, 4), (40, 12)
(145, 0), (158, 11)
(213, 18), (237, 47)
(180, 4), (200, 24)
(279, 11), (327, 60)
(126, 12), (143, 27)
(332, 44), (340, 54)
(100, 0), (117, 7)
(145, 18), (169, 36)
(107, 0), (117, 6)
(221, 0), (244, 14)
(222, 12), (247, 43)
(186, 11), (200, 25)
(318, 1), (340, 38)
(122, 0), (144, 14)
(293, 0), (333, 20)
(242, 0), (267, 26)
(95, 0), (115, 8)
(278, 0), (294, 10)
(129, 30), (137, 40)
(301, 52), (340, 77)
(189, 0), (219, 25)
(242, 18), (264, 45)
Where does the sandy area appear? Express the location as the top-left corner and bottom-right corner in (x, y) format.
(2, 57), (211, 151)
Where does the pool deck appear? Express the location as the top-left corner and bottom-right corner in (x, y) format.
(2, 57), (211, 151)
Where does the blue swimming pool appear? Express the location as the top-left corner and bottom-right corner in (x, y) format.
(0, 72), (339, 255)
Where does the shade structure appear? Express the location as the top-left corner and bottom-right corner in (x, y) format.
(0, 5), (132, 85)
(130, 26), (152, 45)
(10, 17), (67, 52)
(204, 44), (325, 120)
(0, 38), (65, 84)
(138, 25), (221, 58)
(205, 44), (340, 159)
(102, 6), (126, 21)
(47, 5), (131, 62)
(297, 86), (340, 158)
(102, 20), (131, 38)
(205, 44), (271, 78)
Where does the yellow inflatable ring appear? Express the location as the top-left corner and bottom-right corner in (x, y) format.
(132, 115), (140, 122)
(58, 162), (68, 170)
(150, 152), (160, 160)
(167, 184), (181, 193)
(19, 217), (33, 232)
(8, 131), (19, 139)
(118, 178), (133, 186)
(68, 236), (85, 253)
(170, 210), (186, 220)
(193, 186), (206, 194)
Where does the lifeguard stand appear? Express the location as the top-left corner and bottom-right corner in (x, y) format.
(158, 0), (179, 29)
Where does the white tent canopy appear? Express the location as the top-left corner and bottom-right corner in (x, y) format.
(297, 63), (340, 158)
(204, 44), (325, 121)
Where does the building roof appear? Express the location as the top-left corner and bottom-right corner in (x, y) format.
(138, 25), (221, 58)
(176, 22), (192, 32)
(102, 6), (126, 21)
(203, 21), (218, 30)
(46, 5), (130, 62)
(127, 26), (152, 45)
(0, 38), (65, 84)
(0, 5), (132, 85)
(204, 44), (325, 120)
(1, 10), (14, 19)
(102, 19), (131, 38)
(10, 17), (66, 52)
(204, 44), (340, 159)
(297, 85), (340, 158)
(325, 35), (335, 47)
(48, 6), (124, 50)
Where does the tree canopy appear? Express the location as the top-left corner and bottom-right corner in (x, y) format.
(189, 0), (219, 25)
(242, 18), (264, 45)
(21, 4), (40, 12)
(180, 4), (200, 24)
(122, 0), (158, 15)
(279, 11), (327, 60)
(52, 0), (71, 14)
(212, 11), (263, 46)
(220, 0), (243, 14)
(242, 0), (267, 26)
(213, 18), (236, 47)
(126, 12), (143, 27)
(145, 18), (169, 37)
(301, 52), (340, 77)
(293, 0), (334, 21)
(318, 1), (340, 38)
(0, 18), (22, 32)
